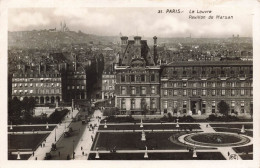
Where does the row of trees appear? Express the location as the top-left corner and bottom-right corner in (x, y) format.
(8, 97), (36, 124)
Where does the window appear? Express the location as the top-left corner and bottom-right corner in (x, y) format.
(151, 74), (155, 82)
(212, 101), (216, 113)
(183, 90), (187, 96)
(141, 87), (146, 95)
(192, 90), (197, 96)
(212, 90), (216, 96)
(130, 75), (135, 82)
(30, 83), (33, 87)
(121, 86), (126, 95)
(202, 101), (206, 113)
(221, 82), (226, 87)
(231, 82), (236, 87)
(202, 90), (206, 96)
(173, 83), (177, 87)
(67, 86), (70, 90)
(202, 82), (206, 87)
(231, 89), (235, 96)
(183, 101), (187, 113)
(173, 90), (178, 96)
(121, 75), (125, 82)
(221, 90), (225, 96)
(212, 82), (216, 87)
(72, 86), (75, 89)
(131, 99), (135, 109)
(151, 99), (156, 109)
(163, 90), (168, 96)
(231, 101), (235, 113)
(241, 101), (245, 113)
(13, 90), (17, 93)
(193, 83), (197, 87)
(56, 89), (60, 93)
(183, 82), (187, 87)
(163, 100), (168, 109)
(121, 99), (126, 109)
(151, 86), (155, 94)
(14, 84), (17, 87)
(241, 82), (245, 87)
(131, 87), (136, 95)
(141, 75), (145, 82)
(241, 89), (245, 96)
(19, 83), (22, 87)
(163, 82), (167, 88)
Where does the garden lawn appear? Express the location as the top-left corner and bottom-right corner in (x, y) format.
(92, 132), (211, 151)
(233, 144), (253, 153)
(8, 134), (49, 150)
(210, 124), (253, 129)
(8, 126), (55, 132)
(88, 152), (225, 160)
(213, 128), (253, 137)
(8, 154), (31, 160)
(99, 124), (200, 130)
(239, 154), (253, 160)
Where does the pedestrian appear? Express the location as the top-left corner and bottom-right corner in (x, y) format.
(32, 151), (34, 156)
(228, 152), (230, 156)
(81, 146), (83, 150)
(206, 124), (208, 128)
(59, 151), (60, 157)
(35, 157), (37, 160)
(43, 143), (45, 147)
(82, 151), (84, 156)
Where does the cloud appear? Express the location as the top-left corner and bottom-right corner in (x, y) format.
(10, 11), (50, 29)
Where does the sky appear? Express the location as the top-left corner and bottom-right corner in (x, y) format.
(8, 6), (253, 38)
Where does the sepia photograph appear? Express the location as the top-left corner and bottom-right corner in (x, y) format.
(1, 0), (260, 167)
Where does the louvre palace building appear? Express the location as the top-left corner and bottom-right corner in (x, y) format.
(114, 36), (253, 116)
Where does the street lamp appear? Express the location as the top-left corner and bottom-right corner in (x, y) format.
(72, 139), (75, 159)
(55, 126), (57, 142)
(176, 118), (179, 128)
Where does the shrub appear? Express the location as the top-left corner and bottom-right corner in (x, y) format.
(206, 114), (239, 122)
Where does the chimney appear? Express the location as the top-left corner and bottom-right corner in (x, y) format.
(153, 36), (158, 64)
(134, 36), (141, 45)
(121, 36), (128, 46)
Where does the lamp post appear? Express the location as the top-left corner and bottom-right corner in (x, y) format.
(55, 126), (57, 142)
(10, 122), (13, 130)
(72, 139), (75, 159)
(104, 120), (107, 128)
(176, 118), (179, 128)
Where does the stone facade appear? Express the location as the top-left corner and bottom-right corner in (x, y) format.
(160, 61), (253, 116)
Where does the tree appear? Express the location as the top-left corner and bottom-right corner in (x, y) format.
(217, 100), (230, 117)
(8, 97), (22, 123)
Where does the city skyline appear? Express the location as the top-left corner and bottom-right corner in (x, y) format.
(8, 7), (253, 38)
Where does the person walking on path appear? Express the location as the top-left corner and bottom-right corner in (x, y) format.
(81, 146), (83, 150)
(228, 152), (230, 156)
(32, 151), (34, 156)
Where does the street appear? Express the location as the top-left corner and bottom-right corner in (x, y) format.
(50, 110), (89, 160)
